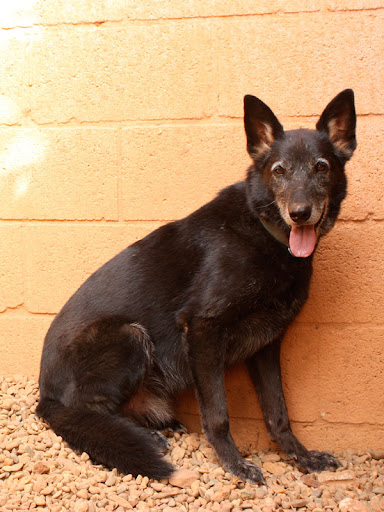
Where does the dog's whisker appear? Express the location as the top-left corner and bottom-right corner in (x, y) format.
(254, 199), (277, 210)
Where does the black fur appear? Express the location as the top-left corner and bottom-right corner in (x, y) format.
(37, 90), (356, 482)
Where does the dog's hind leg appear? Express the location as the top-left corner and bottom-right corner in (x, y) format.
(122, 387), (186, 452)
(121, 387), (175, 453)
(246, 336), (341, 473)
(37, 317), (174, 479)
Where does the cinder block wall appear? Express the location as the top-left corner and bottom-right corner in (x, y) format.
(1, 1), (383, 451)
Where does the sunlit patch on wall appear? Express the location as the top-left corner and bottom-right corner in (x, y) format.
(0, 96), (22, 125)
(14, 175), (32, 199)
(0, 127), (48, 200)
(1, 128), (47, 171)
(0, 0), (39, 28)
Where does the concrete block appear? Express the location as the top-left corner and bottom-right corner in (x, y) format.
(121, 124), (249, 220)
(339, 117), (384, 221)
(24, 222), (163, 313)
(0, 315), (52, 377)
(291, 422), (384, 453)
(30, 23), (216, 123)
(0, 225), (24, 312)
(216, 12), (384, 117)
(0, 31), (30, 124)
(281, 325), (321, 422)
(328, 0), (384, 10)
(0, 127), (119, 220)
(6, 0), (127, 27)
(299, 221), (384, 324)
(317, 324), (384, 424)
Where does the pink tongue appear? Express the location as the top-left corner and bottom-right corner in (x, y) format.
(289, 225), (317, 258)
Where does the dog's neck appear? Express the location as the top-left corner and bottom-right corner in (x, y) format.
(259, 216), (293, 253)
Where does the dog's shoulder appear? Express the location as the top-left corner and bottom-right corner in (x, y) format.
(133, 180), (253, 263)
(177, 181), (257, 249)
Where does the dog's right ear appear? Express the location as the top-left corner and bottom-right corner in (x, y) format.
(244, 95), (284, 161)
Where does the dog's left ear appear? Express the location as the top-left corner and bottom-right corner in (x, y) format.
(316, 89), (356, 161)
(244, 95), (284, 161)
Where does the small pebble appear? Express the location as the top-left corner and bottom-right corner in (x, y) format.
(33, 461), (50, 474)
(74, 502), (89, 512)
(34, 495), (46, 506)
(169, 469), (200, 488)
(263, 462), (286, 475)
(105, 472), (117, 486)
(262, 453), (281, 463)
(291, 498), (308, 508)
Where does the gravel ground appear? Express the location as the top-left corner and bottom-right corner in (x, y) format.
(1, 375), (384, 512)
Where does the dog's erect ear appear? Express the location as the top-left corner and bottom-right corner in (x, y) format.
(316, 89), (356, 161)
(244, 95), (284, 161)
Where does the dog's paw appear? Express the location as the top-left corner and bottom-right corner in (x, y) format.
(295, 450), (342, 473)
(162, 419), (187, 437)
(225, 458), (265, 484)
(151, 431), (171, 454)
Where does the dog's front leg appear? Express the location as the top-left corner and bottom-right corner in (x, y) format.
(186, 317), (264, 483)
(246, 336), (341, 473)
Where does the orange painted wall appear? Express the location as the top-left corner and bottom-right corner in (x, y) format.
(1, 1), (383, 451)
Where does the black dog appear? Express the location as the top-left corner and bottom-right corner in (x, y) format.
(37, 89), (356, 483)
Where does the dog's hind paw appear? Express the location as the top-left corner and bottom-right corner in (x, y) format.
(295, 450), (342, 473)
(225, 458), (265, 484)
(151, 431), (171, 454)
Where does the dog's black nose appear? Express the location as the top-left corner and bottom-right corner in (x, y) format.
(289, 203), (312, 222)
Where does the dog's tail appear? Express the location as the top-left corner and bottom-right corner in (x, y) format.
(36, 397), (174, 480)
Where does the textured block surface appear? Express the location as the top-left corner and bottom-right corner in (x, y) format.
(0, 127), (119, 220)
(24, 222), (163, 314)
(0, 225), (24, 312)
(0, 0), (383, 450)
(121, 124), (249, 220)
(29, 24), (216, 123)
(216, 12), (384, 117)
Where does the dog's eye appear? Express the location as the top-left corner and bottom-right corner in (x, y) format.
(315, 161), (329, 172)
(273, 165), (285, 175)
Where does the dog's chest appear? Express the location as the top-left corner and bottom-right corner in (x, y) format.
(223, 264), (310, 365)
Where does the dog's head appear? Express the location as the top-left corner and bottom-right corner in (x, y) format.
(244, 89), (356, 258)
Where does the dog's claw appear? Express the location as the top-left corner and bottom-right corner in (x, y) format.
(225, 458), (265, 484)
(295, 450), (342, 473)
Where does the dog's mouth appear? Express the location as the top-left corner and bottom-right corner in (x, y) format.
(288, 205), (327, 258)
